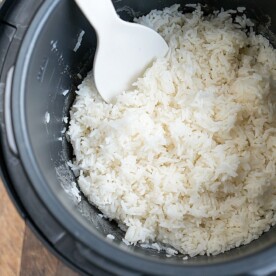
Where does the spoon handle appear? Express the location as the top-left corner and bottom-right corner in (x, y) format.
(74, 0), (118, 33)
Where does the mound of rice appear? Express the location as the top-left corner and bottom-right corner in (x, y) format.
(68, 5), (276, 256)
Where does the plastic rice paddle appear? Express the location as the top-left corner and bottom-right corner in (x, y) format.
(74, 0), (168, 102)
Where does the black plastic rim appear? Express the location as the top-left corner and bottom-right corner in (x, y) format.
(11, 0), (276, 274)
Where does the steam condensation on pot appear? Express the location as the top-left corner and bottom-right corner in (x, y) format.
(68, 5), (276, 257)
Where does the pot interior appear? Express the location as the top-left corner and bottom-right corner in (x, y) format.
(17, 0), (276, 267)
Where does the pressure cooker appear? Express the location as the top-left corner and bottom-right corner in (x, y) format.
(0, 0), (276, 275)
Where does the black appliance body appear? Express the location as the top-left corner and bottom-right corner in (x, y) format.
(0, 0), (276, 275)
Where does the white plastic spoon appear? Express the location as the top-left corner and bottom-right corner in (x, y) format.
(74, 0), (169, 103)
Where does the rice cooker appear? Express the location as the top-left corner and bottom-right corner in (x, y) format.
(0, 0), (276, 275)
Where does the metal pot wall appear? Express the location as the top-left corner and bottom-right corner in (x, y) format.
(0, 0), (276, 275)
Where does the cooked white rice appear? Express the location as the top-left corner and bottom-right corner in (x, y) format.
(68, 5), (276, 257)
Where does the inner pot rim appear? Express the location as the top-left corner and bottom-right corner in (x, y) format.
(10, 0), (276, 274)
